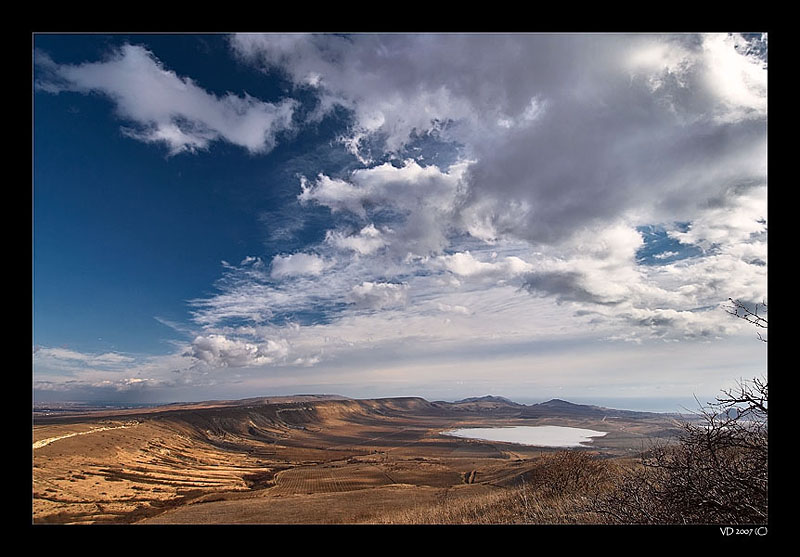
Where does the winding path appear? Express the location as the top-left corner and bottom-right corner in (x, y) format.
(33, 422), (139, 450)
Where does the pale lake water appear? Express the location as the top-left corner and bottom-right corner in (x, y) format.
(441, 425), (608, 448)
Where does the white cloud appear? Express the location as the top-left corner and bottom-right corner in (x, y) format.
(33, 347), (135, 367)
(34, 34), (767, 401)
(435, 251), (533, 279)
(300, 159), (466, 217)
(700, 33), (768, 122)
(326, 224), (387, 255)
(436, 303), (471, 315)
(236, 33), (765, 251)
(119, 35), (768, 381)
(519, 212), (766, 340)
(230, 33), (480, 157)
(35, 44), (297, 155)
(190, 334), (289, 368)
(347, 281), (409, 309)
(33, 344), (205, 394)
(522, 224), (645, 305)
(300, 159), (469, 258)
(653, 251), (680, 260)
(669, 186), (767, 251)
(298, 174), (368, 217)
(270, 252), (331, 279)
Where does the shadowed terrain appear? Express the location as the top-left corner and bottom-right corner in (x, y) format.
(32, 395), (684, 524)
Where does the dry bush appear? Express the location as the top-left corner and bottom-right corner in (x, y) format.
(379, 378), (767, 525)
(512, 450), (622, 524)
(386, 376), (768, 526)
(377, 450), (618, 524)
(589, 378), (768, 525)
(521, 450), (618, 498)
(588, 300), (768, 525)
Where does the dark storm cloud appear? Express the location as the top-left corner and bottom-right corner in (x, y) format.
(522, 271), (625, 305)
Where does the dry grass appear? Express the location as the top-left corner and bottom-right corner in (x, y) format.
(377, 451), (621, 524)
(377, 487), (601, 524)
(33, 397), (682, 524)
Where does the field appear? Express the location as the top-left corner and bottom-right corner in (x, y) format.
(32, 396), (684, 524)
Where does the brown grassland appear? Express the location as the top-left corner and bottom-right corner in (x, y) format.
(32, 395), (689, 524)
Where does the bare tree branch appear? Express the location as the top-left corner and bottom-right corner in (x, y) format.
(588, 299), (768, 524)
(726, 298), (768, 342)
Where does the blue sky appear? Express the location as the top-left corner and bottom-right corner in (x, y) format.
(32, 33), (767, 411)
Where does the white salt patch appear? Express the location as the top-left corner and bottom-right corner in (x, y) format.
(441, 425), (607, 448)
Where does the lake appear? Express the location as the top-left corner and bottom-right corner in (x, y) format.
(441, 425), (608, 448)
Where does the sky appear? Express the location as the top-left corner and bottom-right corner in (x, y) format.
(32, 33), (768, 412)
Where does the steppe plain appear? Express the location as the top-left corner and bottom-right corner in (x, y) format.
(32, 395), (684, 524)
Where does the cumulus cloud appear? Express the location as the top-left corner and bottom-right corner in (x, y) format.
(35, 44), (297, 155)
(300, 159), (469, 258)
(235, 33), (766, 249)
(435, 251), (533, 279)
(519, 212), (766, 340)
(668, 186), (767, 252)
(326, 224), (387, 255)
(298, 174), (367, 217)
(35, 34), (767, 398)
(155, 34), (769, 377)
(190, 334), (289, 368)
(228, 32), (767, 347)
(347, 281), (409, 309)
(32, 344), (205, 395)
(521, 224), (644, 304)
(229, 33), (480, 157)
(299, 159), (466, 216)
(459, 80), (765, 247)
(270, 252), (331, 279)
(621, 33), (766, 123)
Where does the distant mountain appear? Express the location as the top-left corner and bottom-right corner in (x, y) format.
(37, 393), (676, 423)
(453, 395), (521, 405)
(521, 398), (667, 419)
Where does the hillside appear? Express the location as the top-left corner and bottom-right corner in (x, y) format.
(520, 399), (670, 420)
(452, 395), (521, 405)
(33, 394), (682, 524)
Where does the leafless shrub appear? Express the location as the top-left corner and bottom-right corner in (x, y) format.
(376, 450), (617, 524)
(589, 378), (767, 524)
(380, 298), (769, 525)
(726, 298), (767, 343)
(589, 298), (768, 524)
(523, 450), (617, 499)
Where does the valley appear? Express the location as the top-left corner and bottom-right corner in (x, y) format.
(32, 395), (685, 524)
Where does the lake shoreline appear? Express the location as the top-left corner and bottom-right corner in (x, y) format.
(441, 425), (609, 448)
